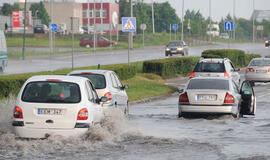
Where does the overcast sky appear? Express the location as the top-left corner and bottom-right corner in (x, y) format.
(3, 0), (270, 21)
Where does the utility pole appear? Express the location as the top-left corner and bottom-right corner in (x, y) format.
(101, 0), (103, 34)
(209, 0), (212, 42)
(94, 0), (96, 51)
(233, 0), (236, 40)
(152, 0), (155, 34)
(131, 0), (133, 48)
(22, 0), (27, 60)
(49, 0), (53, 57)
(252, 0), (255, 43)
(71, 17), (74, 70)
(87, 0), (90, 34)
(181, 0), (184, 41)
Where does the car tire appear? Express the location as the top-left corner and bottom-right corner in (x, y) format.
(85, 44), (91, 48)
(165, 52), (168, 56)
(170, 53), (172, 56)
(0, 66), (3, 73)
(124, 102), (129, 116)
(233, 105), (242, 118)
(178, 110), (183, 118)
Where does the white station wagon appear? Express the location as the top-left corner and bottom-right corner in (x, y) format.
(12, 75), (106, 138)
(68, 70), (129, 114)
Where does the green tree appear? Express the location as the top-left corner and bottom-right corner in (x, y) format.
(30, 2), (50, 26)
(1, 3), (20, 16)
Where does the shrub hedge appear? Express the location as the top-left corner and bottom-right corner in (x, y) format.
(201, 49), (246, 67)
(143, 57), (200, 79)
(245, 54), (261, 65)
(0, 65), (136, 99)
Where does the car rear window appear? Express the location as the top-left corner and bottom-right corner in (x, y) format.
(22, 81), (81, 103)
(193, 62), (225, 72)
(187, 79), (229, 90)
(70, 73), (106, 89)
(250, 60), (270, 66)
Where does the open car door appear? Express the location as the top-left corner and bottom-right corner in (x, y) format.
(240, 80), (256, 115)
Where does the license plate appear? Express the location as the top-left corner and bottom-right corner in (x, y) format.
(38, 108), (63, 115)
(171, 50), (177, 53)
(256, 70), (267, 73)
(197, 94), (217, 101)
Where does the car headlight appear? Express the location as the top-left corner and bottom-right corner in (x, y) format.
(177, 47), (183, 51)
(266, 40), (269, 43)
(166, 48), (170, 51)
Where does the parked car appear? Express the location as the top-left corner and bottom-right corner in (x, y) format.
(79, 36), (116, 48)
(178, 77), (256, 118)
(0, 30), (8, 72)
(68, 70), (129, 114)
(56, 23), (68, 35)
(34, 24), (48, 34)
(219, 33), (229, 39)
(165, 40), (189, 56)
(12, 75), (107, 138)
(245, 58), (270, 86)
(190, 58), (241, 85)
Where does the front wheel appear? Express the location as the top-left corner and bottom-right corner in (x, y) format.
(124, 102), (129, 116)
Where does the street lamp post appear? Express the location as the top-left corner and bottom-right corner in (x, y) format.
(253, 0), (255, 43)
(152, 0), (155, 34)
(209, 0), (212, 42)
(22, 0), (27, 60)
(181, 0), (184, 41)
(233, 0), (236, 40)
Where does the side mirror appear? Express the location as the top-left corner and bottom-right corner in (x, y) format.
(100, 96), (108, 102)
(178, 89), (184, 93)
(121, 85), (129, 90)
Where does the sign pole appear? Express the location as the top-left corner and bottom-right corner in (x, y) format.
(175, 30), (176, 40)
(22, 0), (27, 60)
(71, 17), (74, 70)
(128, 32), (130, 66)
(143, 29), (144, 47)
(170, 24), (171, 41)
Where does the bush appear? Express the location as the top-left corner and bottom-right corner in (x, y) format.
(245, 54), (261, 65)
(0, 64), (137, 99)
(201, 49), (246, 67)
(142, 57), (200, 79)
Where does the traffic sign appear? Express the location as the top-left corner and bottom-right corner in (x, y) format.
(172, 24), (178, 31)
(224, 21), (235, 31)
(140, 24), (147, 30)
(50, 23), (58, 32)
(122, 17), (136, 32)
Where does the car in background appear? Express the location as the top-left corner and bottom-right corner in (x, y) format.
(34, 24), (48, 34)
(68, 70), (129, 114)
(190, 58), (241, 85)
(79, 36), (116, 48)
(219, 33), (229, 39)
(178, 77), (256, 118)
(56, 23), (68, 35)
(165, 40), (189, 56)
(12, 75), (107, 138)
(265, 37), (270, 48)
(0, 30), (8, 73)
(245, 58), (270, 86)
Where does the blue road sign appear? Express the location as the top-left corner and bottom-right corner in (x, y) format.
(122, 17), (136, 32)
(172, 24), (178, 31)
(50, 23), (58, 32)
(224, 21), (235, 31)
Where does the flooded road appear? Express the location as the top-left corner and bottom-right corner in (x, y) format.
(1, 83), (270, 160)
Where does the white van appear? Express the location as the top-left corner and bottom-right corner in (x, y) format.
(206, 24), (220, 37)
(0, 30), (7, 72)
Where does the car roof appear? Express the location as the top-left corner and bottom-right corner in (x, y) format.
(68, 70), (112, 75)
(252, 58), (270, 60)
(190, 77), (230, 81)
(26, 75), (89, 84)
(199, 58), (226, 63)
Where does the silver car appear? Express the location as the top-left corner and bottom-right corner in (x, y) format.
(190, 58), (241, 85)
(245, 58), (270, 85)
(68, 70), (129, 114)
(178, 77), (256, 118)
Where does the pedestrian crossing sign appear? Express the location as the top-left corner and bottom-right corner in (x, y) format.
(122, 17), (136, 32)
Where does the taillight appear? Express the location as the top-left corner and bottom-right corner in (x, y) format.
(179, 92), (189, 104)
(77, 108), (88, 120)
(224, 72), (230, 78)
(104, 92), (112, 101)
(14, 106), (23, 119)
(189, 72), (195, 79)
(268, 68), (270, 72)
(246, 68), (255, 72)
(224, 93), (234, 104)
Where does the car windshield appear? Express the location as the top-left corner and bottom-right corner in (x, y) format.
(70, 73), (106, 89)
(187, 79), (229, 90)
(193, 62), (225, 72)
(22, 81), (81, 103)
(250, 60), (270, 66)
(168, 41), (182, 47)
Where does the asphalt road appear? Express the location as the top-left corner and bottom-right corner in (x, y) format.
(2, 42), (269, 75)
